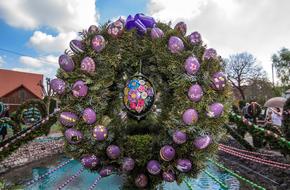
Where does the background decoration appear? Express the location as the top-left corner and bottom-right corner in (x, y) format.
(55, 13), (231, 189)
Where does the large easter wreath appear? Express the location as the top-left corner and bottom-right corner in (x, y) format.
(53, 14), (232, 189)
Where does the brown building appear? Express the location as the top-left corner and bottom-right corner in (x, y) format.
(0, 69), (43, 113)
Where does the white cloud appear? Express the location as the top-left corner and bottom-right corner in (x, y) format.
(0, 56), (5, 67)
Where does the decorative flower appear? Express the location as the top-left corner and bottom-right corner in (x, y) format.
(128, 90), (140, 102)
(136, 106), (143, 113)
(138, 85), (146, 92)
(138, 99), (145, 107)
(147, 88), (154, 96)
(141, 92), (148, 99)
(139, 80), (146, 85)
(130, 102), (137, 110)
(124, 87), (129, 95)
(128, 79), (140, 89)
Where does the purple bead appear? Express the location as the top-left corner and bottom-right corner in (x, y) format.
(211, 72), (226, 91)
(92, 125), (108, 141)
(106, 145), (121, 159)
(146, 160), (161, 175)
(176, 159), (192, 172)
(91, 35), (106, 52)
(81, 56), (95, 73)
(64, 128), (83, 144)
(162, 170), (175, 182)
(203, 48), (217, 60)
(184, 56), (200, 75)
(173, 130), (187, 144)
(59, 112), (78, 127)
(151, 27), (164, 39)
(194, 135), (212, 149)
(99, 166), (114, 177)
(207, 102), (224, 118)
(81, 155), (99, 169)
(182, 108), (198, 125)
(174, 21), (187, 36)
(160, 145), (175, 161)
(88, 25), (99, 34)
(50, 78), (65, 94)
(107, 19), (124, 38)
(135, 174), (148, 188)
(59, 54), (74, 72)
(72, 80), (88, 97)
(188, 31), (202, 45)
(122, 157), (135, 172)
(168, 36), (184, 53)
(188, 84), (203, 102)
(70, 39), (85, 54)
(82, 108), (96, 124)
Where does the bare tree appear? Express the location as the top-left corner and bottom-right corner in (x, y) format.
(224, 52), (267, 100)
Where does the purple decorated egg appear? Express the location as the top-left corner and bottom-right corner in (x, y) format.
(194, 135), (212, 149)
(72, 80), (88, 97)
(106, 145), (121, 159)
(81, 56), (95, 73)
(99, 166), (114, 177)
(92, 35), (106, 52)
(151, 27), (164, 39)
(59, 54), (74, 72)
(135, 174), (148, 188)
(173, 130), (187, 144)
(207, 102), (224, 118)
(82, 108), (96, 124)
(146, 160), (161, 175)
(188, 84), (203, 102)
(168, 36), (184, 54)
(92, 125), (108, 141)
(176, 159), (192, 172)
(211, 72), (226, 91)
(160, 145), (175, 161)
(70, 39), (85, 54)
(88, 25), (99, 34)
(182, 108), (198, 125)
(50, 78), (66, 94)
(162, 170), (175, 182)
(122, 157), (135, 172)
(203, 48), (217, 60)
(107, 19), (124, 38)
(81, 155), (99, 169)
(184, 56), (200, 75)
(174, 21), (187, 36)
(59, 112), (78, 127)
(188, 31), (202, 45)
(64, 128), (83, 144)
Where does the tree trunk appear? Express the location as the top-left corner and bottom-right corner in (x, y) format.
(237, 87), (245, 100)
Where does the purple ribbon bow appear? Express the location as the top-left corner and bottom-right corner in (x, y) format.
(125, 13), (156, 34)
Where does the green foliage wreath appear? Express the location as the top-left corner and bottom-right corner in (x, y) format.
(55, 14), (232, 189)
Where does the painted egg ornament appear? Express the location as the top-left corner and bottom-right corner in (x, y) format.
(160, 145), (175, 161)
(184, 56), (200, 75)
(211, 72), (226, 91)
(82, 108), (96, 124)
(107, 19), (124, 38)
(122, 157), (135, 172)
(70, 39), (85, 54)
(188, 31), (202, 45)
(72, 80), (88, 97)
(64, 128), (83, 144)
(173, 130), (187, 144)
(188, 84), (203, 102)
(151, 27), (164, 39)
(81, 155), (99, 169)
(59, 112), (78, 127)
(203, 48), (217, 60)
(106, 145), (121, 159)
(174, 21), (187, 36)
(168, 36), (184, 53)
(194, 135), (212, 150)
(162, 170), (175, 182)
(99, 166), (114, 177)
(81, 56), (95, 73)
(207, 102), (224, 118)
(92, 35), (106, 53)
(92, 125), (108, 141)
(88, 25), (99, 34)
(176, 159), (192, 173)
(50, 78), (66, 95)
(182, 108), (198, 125)
(59, 54), (74, 72)
(123, 75), (155, 117)
(135, 174), (148, 188)
(146, 160), (161, 175)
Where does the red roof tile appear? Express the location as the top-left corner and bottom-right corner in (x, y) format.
(0, 69), (43, 99)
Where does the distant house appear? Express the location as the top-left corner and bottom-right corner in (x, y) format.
(0, 69), (43, 113)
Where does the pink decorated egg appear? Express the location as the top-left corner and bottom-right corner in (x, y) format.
(194, 135), (212, 149)
(92, 35), (106, 52)
(168, 36), (184, 53)
(182, 108), (198, 125)
(82, 108), (96, 124)
(207, 102), (224, 118)
(188, 84), (203, 102)
(184, 56), (200, 75)
(72, 80), (88, 97)
(81, 56), (95, 73)
(92, 125), (108, 141)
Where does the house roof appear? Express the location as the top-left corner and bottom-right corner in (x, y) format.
(0, 69), (43, 99)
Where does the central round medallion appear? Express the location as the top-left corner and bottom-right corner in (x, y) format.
(123, 75), (155, 118)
